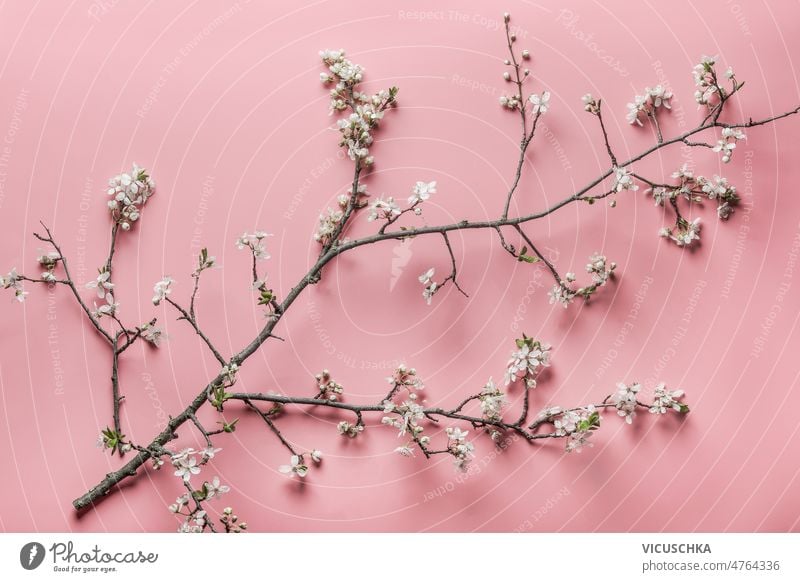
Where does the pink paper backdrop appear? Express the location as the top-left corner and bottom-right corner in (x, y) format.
(0, 0), (799, 533)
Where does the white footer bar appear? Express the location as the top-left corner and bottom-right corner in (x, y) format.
(0, 533), (797, 580)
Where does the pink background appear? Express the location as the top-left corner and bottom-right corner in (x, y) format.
(1, 0), (799, 533)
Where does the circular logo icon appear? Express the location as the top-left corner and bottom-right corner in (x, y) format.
(19, 542), (46, 570)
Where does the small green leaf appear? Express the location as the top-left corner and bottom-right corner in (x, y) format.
(257, 288), (274, 306)
(678, 404), (690, 414)
(219, 418), (239, 433)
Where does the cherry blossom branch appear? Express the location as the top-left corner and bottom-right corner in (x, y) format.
(164, 296), (226, 366)
(225, 386), (659, 445)
(104, 222), (120, 275)
(242, 399), (298, 456)
(513, 225), (562, 284)
(595, 100), (618, 166)
(5, 15), (797, 528)
(67, 39), (798, 513)
(499, 12), (535, 220)
(31, 224), (113, 344)
(20, 224), (154, 442)
(440, 232), (469, 297)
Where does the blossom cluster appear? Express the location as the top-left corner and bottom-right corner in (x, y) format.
(37, 251), (61, 284)
(367, 195), (400, 222)
(383, 379), (431, 454)
(535, 405), (601, 453)
(235, 231), (271, 260)
(336, 420), (364, 438)
(660, 218), (701, 247)
(445, 426), (475, 471)
(478, 378), (507, 421)
(649, 163), (741, 245)
(649, 383), (688, 414)
(534, 378), (687, 453)
(713, 126), (746, 164)
(418, 267), (439, 305)
(367, 180), (434, 229)
(563, 407), (600, 453)
(313, 184), (368, 245)
(386, 363), (424, 393)
(0, 268), (27, 302)
(151, 276), (174, 306)
(692, 56), (733, 107)
(84, 263), (119, 318)
(141, 321), (165, 347)
(162, 446), (238, 533)
(220, 507), (247, 533)
(96, 427), (131, 455)
(170, 446), (220, 482)
(320, 49), (397, 164)
(529, 91), (551, 115)
(314, 206), (344, 245)
(278, 450), (322, 478)
(86, 269), (113, 298)
(315, 369), (344, 401)
(408, 180), (436, 206)
(497, 14), (540, 116)
(504, 335), (551, 386)
(611, 382), (641, 424)
(581, 93), (600, 115)
(382, 399), (425, 437)
(106, 163), (155, 231)
(548, 253), (616, 308)
(626, 85), (673, 126)
(92, 292), (119, 318)
(612, 166), (639, 193)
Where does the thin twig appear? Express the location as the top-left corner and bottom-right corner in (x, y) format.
(440, 232), (469, 297)
(243, 399), (297, 455)
(596, 100), (618, 166)
(165, 297), (227, 366)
